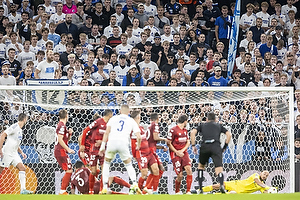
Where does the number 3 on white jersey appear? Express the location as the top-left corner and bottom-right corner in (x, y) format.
(117, 120), (124, 132)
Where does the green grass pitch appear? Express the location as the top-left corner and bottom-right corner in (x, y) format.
(1, 193), (300, 200)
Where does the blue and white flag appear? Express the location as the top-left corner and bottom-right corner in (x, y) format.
(227, 0), (241, 78)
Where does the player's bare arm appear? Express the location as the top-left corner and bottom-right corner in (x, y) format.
(153, 131), (167, 142)
(18, 147), (27, 159)
(0, 132), (7, 158)
(190, 128), (197, 154)
(68, 128), (73, 140)
(58, 134), (75, 154)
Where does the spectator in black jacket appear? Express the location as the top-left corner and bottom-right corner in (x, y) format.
(90, 2), (109, 33)
(120, 8), (134, 33)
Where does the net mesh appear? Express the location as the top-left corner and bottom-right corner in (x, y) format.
(0, 86), (293, 194)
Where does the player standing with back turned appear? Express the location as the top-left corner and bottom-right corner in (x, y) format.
(190, 112), (231, 194)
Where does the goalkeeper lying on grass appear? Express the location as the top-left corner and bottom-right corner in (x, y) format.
(199, 171), (273, 194)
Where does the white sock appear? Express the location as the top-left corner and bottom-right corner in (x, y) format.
(125, 163), (136, 184)
(102, 161), (110, 190)
(19, 171), (26, 191)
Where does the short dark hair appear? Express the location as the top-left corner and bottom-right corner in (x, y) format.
(150, 113), (159, 121)
(178, 114), (188, 124)
(207, 112), (216, 121)
(18, 113), (27, 121)
(59, 109), (68, 119)
(103, 109), (113, 117)
(131, 110), (140, 119)
(74, 160), (84, 169)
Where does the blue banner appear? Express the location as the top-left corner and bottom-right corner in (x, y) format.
(227, 0), (241, 78)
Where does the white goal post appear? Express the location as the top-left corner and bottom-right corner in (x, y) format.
(0, 85), (294, 194)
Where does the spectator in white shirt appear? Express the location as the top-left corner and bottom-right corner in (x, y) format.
(103, 16), (122, 38)
(34, 50), (59, 79)
(116, 33), (133, 56)
(0, 62), (16, 85)
(161, 24), (173, 43)
(111, 4), (124, 26)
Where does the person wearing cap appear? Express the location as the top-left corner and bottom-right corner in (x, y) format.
(249, 18), (264, 44)
(272, 25), (287, 47)
(143, 41), (158, 62)
(207, 66), (227, 87)
(122, 65), (143, 86)
(175, 45), (190, 63)
(161, 52), (177, 78)
(154, 5), (170, 35)
(134, 4), (149, 28)
(79, 15), (93, 35)
(113, 54), (130, 84)
(0, 61), (16, 85)
(152, 33), (163, 54)
(240, 3), (256, 34)
(227, 69), (246, 87)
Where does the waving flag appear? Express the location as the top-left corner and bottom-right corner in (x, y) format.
(227, 0), (241, 78)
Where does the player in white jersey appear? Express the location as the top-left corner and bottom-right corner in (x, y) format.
(99, 105), (142, 194)
(0, 113), (33, 194)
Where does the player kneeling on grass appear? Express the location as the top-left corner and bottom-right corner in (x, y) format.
(71, 160), (131, 194)
(0, 113), (33, 194)
(202, 171), (272, 194)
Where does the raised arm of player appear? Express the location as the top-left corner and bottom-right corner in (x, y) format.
(0, 132), (7, 158)
(153, 129), (167, 142)
(254, 177), (269, 191)
(190, 128), (198, 154)
(58, 134), (75, 154)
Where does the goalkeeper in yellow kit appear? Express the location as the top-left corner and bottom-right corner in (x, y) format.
(202, 171), (271, 194)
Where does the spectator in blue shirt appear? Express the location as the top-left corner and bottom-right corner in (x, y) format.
(122, 65), (144, 86)
(259, 34), (278, 58)
(207, 66), (228, 86)
(215, 5), (233, 52)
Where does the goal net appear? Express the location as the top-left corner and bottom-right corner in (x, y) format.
(0, 85), (294, 194)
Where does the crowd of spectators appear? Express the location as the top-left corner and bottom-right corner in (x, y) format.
(0, 0), (300, 163)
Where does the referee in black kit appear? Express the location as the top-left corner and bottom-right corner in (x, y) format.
(190, 112), (231, 194)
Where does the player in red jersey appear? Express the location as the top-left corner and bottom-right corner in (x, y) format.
(54, 109), (75, 195)
(81, 109), (113, 194)
(131, 110), (160, 194)
(167, 114), (193, 195)
(78, 113), (101, 166)
(71, 160), (91, 194)
(141, 113), (167, 192)
(71, 160), (131, 195)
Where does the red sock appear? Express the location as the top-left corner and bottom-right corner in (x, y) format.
(61, 172), (72, 190)
(186, 175), (193, 192)
(138, 177), (146, 190)
(159, 170), (164, 178)
(151, 175), (160, 191)
(175, 179), (181, 193)
(145, 174), (154, 189)
(89, 174), (96, 192)
(99, 176), (103, 191)
(113, 176), (131, 188)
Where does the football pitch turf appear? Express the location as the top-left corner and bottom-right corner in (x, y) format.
(2, 193), (300, 200)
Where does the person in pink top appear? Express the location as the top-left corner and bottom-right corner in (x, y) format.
(63, 0), (77, 14)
